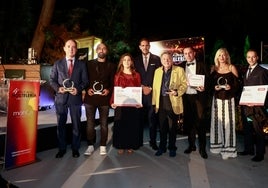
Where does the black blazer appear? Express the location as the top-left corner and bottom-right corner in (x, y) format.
(243, 64), (268, 86)
(180, 60), (210, 106)
(134, 53), (161, 106)
(243, 64), (268, 106)
(49, 58), (89, 105)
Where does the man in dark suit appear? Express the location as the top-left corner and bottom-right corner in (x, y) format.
(180, 46), (210, 159)
(238, 49), (268, 162)
(134, 38), (161, 150)
(50, 39), (89, 158)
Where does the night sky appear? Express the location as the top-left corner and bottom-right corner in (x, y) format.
(55, 0), (268, 51)
(1, 0), (268, 59)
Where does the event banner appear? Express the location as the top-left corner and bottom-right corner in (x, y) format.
(150, 36), (205, 65)
(5, 80), (40, 169)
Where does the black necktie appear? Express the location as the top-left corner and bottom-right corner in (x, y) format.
(247, 67), (252, 79)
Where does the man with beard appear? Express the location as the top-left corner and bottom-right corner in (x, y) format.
(83, 42), (116, 156)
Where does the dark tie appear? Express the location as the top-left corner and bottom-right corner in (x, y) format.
(247, 67), (252, 79)
(187, 62), (195, 66)
(144, 55), (148, 71)
(68, 59), (73, 76)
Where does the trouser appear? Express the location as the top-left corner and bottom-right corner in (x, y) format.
(84, 104), (109, 146)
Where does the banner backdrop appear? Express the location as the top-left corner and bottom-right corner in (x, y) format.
(5, 80), (40, 169)
(150, 36), (205, 65)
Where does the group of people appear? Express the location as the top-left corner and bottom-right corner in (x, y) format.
(49, 38), (268, 162)
(49, 38), (162, 158)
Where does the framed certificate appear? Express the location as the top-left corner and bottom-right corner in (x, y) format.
(114, 86), (142, 107)
(239, 85), (268, 106)
(187, 74), (205, 87)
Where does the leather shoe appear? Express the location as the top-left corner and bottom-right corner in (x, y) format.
(150, 142), (159, 150)
(169, 150), (176, 157)
(199, 149), (208, 159)
(55, 150), (66, 158)
(155, 149), (166, 156)
(184, 146), (196, 154)
(238, 151), (254, 156)
(251, 155), (264, 162)
(72, 150), (80, 158)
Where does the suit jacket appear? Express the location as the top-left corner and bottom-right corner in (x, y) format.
(134, 53), (161, 106)
(152, 65), (187, 115)
(49, 58), (89, 105)
(243, 64), (268, 107)
(179, 60), (210, 106)
(243, 64), (268, 86)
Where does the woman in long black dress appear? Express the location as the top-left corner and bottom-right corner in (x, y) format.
(110, 53), (143, 154)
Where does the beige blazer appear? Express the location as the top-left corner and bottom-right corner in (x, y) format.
(152, 65), (187, 115)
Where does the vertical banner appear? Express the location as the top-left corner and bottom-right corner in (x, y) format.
(5, 80), (40, 169)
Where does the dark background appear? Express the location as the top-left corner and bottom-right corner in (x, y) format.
(0, 0), (268, 64)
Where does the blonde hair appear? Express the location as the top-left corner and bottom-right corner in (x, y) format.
(214, 48), (232, 67)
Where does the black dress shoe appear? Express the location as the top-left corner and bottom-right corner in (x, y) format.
(155, 149), (166, 156)
(199, 149), (208, 159)
(55, 150), (66, 158)
(184, 146), (196, 154)
(150, 142), (159, 150)
(238, 151), (254, 156)
(72, 150), (80, 158)
(251, 155), (264, 162)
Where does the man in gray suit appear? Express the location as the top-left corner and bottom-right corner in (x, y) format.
(50, 39), (89, 158)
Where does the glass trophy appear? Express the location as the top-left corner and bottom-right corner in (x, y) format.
(63, 79), (74, 92)
(93, 81), (103, 94)
(217, 76), (227, 89)
(169, 82), (177, 92)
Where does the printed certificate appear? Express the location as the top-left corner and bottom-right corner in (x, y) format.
(187, 74), (205, 87)
(239, 85), (268, 106)
(114, 86), (142, 106)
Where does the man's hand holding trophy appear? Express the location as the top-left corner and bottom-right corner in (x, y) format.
(93, 81), (103, 94)
(87, 81), (108, 96)
(57, 78), (77, 95)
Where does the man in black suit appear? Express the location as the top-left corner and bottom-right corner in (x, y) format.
(238, 49), (268, 162)
(50, 39), (89, 158)
(134, 38), (161, 150)
(180, 46), (210, 159)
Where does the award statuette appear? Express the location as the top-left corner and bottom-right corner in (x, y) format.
(217, 76), (227, 89)
(63, 78), (74, 92)
(93, 81), (103, 94)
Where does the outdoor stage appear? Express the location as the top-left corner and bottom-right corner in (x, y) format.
(0, 105), (114, 156)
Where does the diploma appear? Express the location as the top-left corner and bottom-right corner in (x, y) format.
(239, 85), (268, 106)
(187, 74), (205, 87)
(114, 86), (142, 107)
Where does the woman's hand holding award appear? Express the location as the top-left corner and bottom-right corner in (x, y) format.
(217, 76), (227, 89)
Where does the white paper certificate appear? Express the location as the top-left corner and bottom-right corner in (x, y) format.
(114, 86), (142, 106)
(239, 85), (268, 106)
(187, 74), (205, 87)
